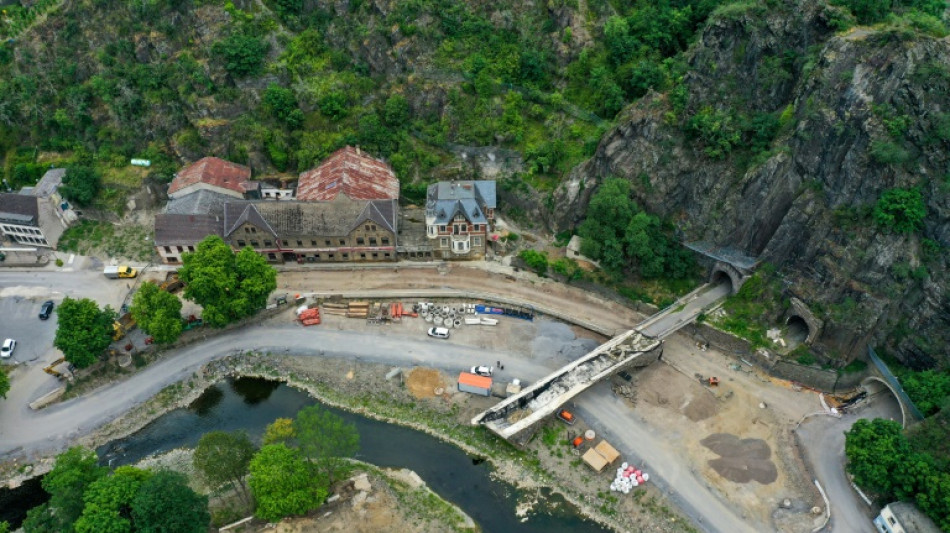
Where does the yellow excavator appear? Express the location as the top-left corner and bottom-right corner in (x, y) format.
(43, 358), (75, 382)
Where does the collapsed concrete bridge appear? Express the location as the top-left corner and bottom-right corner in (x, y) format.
(471, 330), (663, 446)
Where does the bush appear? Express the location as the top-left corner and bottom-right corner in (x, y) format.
(213, 34), (269, 77)
(518, 249), (548, 275)
(873, 188), (926, 233)
(59, 166), (101, 207)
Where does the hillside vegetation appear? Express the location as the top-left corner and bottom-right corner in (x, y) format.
(0, 0), (736, 199)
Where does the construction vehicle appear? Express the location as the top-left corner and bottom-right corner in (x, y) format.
(43, 358), (75, 382)
(159, 272), (184, 293)
(112, 312), (136, 341)
(103, 265), (138, 279)
(697, 374), (720, 386)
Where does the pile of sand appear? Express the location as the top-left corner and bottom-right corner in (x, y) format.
(405, 368), (445, 399)
(701, 433), (777, 484)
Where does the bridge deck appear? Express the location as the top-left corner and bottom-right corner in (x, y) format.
(472, 330), (661, 441)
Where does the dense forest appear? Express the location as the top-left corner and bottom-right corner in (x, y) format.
(0, 0), (763, 200)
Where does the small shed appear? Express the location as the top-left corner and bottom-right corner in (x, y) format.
(458, 372), (492, 397)
(582, 439), (621, 472)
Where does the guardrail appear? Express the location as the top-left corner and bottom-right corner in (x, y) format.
(867, 347), (925, 422)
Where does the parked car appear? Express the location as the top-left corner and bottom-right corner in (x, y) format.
(39, 300), (54, 320)
(427, 327), (450, 339)
(1, 339), (16, 358)
(470, 365), (493, 377)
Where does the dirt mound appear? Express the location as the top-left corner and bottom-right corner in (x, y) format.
(405, 368), (445, 399)
(639, 364), (720, 421)
(701, 433), (778, 484)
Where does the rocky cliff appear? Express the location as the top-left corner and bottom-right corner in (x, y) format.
(555, 0), (950, 368)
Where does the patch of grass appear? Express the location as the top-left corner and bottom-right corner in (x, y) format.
(58, 220), (155, 262)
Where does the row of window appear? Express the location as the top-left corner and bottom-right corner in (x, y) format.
(163, 245), (195, 254)
(237, 237), (391, 248)
(16, 235), (47, 245)
(437, 224), (484, 233)
(1, 224), (42, 236)
(439, 236), (483, 248)
(266, 251), (393, 261)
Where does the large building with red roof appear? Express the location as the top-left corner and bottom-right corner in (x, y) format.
(167, 157), (256, 200)
(296, 146), (399, 202)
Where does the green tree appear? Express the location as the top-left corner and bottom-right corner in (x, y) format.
(74, 466), (152, 533)
(54, 297), (116, 369)
(130, 471), (209, 533)
(578, 178), (637, 272)
(37, 447), (107, 531)
(248, 444), (326, 522)
(318, 91), (347, 120)
(213, 34), (269, 77)
(60, 166), (102, 207)
(193, 431), (257, 508)
(845, 418), (911, 497)
(293, 405), (359, 484)
(130, 282), (183, 344)
(0, 367), (9, 399)
(263, 84), (303, 128)
(901, 370), (950, 416)
(263, 417), (296, 445)
(383, 94), (409, 127)
(179, 236), (277, 327)
(873, 188), (926, 233)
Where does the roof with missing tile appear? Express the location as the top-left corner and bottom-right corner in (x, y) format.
(296, 146), (399, 201)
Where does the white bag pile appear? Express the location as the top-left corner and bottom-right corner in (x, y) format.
(609, 462), (650, 494)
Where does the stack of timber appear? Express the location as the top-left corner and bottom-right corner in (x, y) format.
(347, 301), (370, 319)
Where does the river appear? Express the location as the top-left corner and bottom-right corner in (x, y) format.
(88, 377), (606, 533)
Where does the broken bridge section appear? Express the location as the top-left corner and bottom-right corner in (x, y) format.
(471, 330), (663, 446)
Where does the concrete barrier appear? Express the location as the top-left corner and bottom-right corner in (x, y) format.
(29, 387), (66, 410)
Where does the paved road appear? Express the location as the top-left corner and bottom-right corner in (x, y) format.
(0, 320), (756, 533)
(797, 391), (903, 533)
(0, 269), (133, 455)
(577, 383), (758, 533)
(0, 323), (536, 455)
(639, 283), (731, 338)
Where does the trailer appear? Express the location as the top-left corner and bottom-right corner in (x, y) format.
(457, 372), (492, 397)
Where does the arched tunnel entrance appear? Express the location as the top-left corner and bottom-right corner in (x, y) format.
(860, 377), (908, 428)
(785, 316), (810, 349)
(708, 262), (746, 295)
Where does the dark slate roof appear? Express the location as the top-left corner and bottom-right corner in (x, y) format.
(425, 181), (496, 225)
(249, 198), (397, 236)
(32, 168), (66, 198)
(222, 202), (278, 238)
(163, 189), (234, 217)
(0, 193), (39, 225)
(154, 214), (222, 246)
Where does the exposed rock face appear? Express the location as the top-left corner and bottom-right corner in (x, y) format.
(555, 1), (950, 367)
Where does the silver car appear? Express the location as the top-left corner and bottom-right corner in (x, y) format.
(470, 365), (493, 377)
(427, 327), (450, 339)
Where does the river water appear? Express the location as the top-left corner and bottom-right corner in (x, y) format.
(91, 377), (608, 533)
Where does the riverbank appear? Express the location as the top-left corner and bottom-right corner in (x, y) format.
(1, 351), (695, 533)
(137, 447), (477, 533)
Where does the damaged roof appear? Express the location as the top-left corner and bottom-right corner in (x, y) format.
(245, 197), (397, 237)
(296, 146), (399, 202)
(168, 157), (253, 197)
(154, 214), (222, 246)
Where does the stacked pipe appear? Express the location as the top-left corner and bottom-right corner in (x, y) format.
(298, 308), (321, 326)
(346, 301), (369, 318)
(610, 462), (650, 494)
